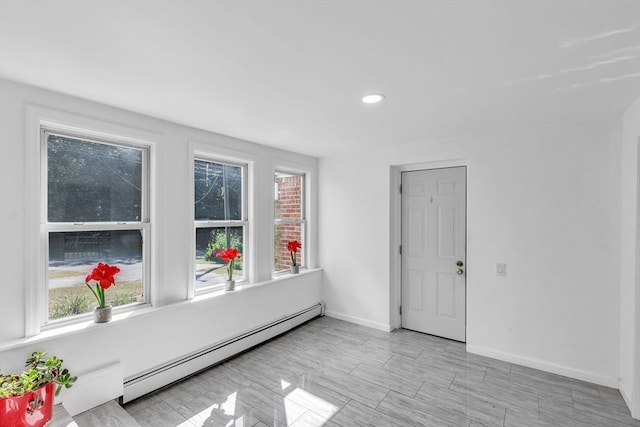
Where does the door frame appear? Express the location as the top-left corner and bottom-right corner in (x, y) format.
(389, 159), (469, 331)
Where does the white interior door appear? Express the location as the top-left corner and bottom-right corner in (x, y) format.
(401, 167), (466, 342)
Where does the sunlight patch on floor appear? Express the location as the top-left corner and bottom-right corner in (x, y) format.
(285, 387), (339, 420)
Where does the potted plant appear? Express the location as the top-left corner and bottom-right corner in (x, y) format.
(85, 262), (121, 323)
(220, 248), (241, 291)
(0, 351), (77, 427)
(287, 240), (302, 274)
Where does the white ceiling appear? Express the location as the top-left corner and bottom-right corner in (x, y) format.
(1, 0), (639, 157)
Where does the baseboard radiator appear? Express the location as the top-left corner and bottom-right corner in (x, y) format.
(121, 302), (324, 404)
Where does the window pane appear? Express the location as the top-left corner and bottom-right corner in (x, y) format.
(195, 226), (244, 289)
(274, 223), (304, 272)
(194, 160), (242, 221)
(274, 172), (303, 220)
(48, 230), (143, 321)
(47, 134), (143, 222)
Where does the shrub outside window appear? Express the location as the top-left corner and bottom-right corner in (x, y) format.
(43, 130), (148, 323)
(274, 172), (305, 272)
(194, 159), (246, 290)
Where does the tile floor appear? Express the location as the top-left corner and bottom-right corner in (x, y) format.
(111, 316), (640, 426)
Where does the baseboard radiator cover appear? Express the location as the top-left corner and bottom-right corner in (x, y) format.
(121, 302), (324, 404)
(62, 361), (123, 416)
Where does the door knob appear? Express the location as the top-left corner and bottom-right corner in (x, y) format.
(456, 260), (464, 267)
(457, 268), (464, 275)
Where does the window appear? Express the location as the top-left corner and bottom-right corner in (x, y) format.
(194, 159), (246, 290)
(274, 172), (305, 272)
(43, 130), (149, 323)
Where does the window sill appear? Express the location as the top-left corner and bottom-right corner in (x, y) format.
(0, 268), (322, 353)
(192, 267), (319, 302)
(0, 304), (156, 353)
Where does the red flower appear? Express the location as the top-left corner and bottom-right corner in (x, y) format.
(287, 241), (302, 253)
(85, 262), (120, 290)
(220, 248), (241, 281)
(287, 240), (302, 267)
(219, 248), (240, 263)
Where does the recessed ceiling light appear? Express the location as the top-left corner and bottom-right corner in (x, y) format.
(362, 93), (385, 104)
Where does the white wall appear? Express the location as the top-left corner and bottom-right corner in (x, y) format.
(319, 118), (622, 386)
(620, 97), (640, 417)
(0, 78), (321, 408)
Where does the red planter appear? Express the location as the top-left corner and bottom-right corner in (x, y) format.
(0, 382), (55, 427)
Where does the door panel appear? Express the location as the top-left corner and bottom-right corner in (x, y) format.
(401, 167), (466, 341)
(436, 272), (456, 318)
(437, 205), (456, 257)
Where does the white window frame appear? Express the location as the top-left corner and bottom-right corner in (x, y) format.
(192, 155), (248, 295)
(38, 127), (151, 328)
(274, 170), (307, 274)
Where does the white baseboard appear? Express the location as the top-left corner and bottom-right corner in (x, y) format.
(324, 310), (392, 332)
(60, 361), (123, 416)
(467, 344), (618, 388)
(619, 380), (640, 420)
(619, 380), (633, 412)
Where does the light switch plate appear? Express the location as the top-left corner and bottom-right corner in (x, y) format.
(496, 263), (506, 276)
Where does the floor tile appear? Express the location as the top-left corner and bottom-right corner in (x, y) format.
(362, 335), (424, 359)
(377, 390), (474, 427)
(449, 370), (539, 417)
(309, 367), (389, 408)
(417, 382), (506, 426)
(74, 400), (140, 427)
(382, 354), (456, 388)
(126, 399), (194, 427)
(280, 377), (348, 420)
(349, 362), (424, 397)
(330, 399), (405, 427)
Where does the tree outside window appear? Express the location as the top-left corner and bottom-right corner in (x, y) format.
(194, 159), (246, 290)
(44, 132), (148, 322)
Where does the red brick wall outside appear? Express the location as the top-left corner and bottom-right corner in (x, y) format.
(275, 175), (303, 271)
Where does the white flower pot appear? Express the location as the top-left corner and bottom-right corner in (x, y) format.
(94, 305), (112, 323)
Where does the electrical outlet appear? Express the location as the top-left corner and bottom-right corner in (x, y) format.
(496, 263), (506, 277)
